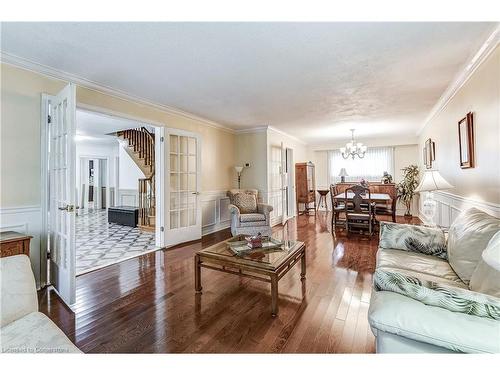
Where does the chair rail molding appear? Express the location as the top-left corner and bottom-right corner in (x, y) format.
(0, 205), (42, 289)
(200, 190), (231, 235)
(418, 191), (500, 227)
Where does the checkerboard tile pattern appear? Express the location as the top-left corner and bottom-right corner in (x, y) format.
(76, 209), (157, 275)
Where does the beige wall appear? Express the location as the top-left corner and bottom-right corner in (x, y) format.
(234, 131), (268, 193)
(418, 46), (500, 204)
(0, 63), (236, 208)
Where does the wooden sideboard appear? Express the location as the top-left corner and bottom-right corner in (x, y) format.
(0, 231), (32, 258)
(295, 162), (316, 215)
(335, 182), (396, 198)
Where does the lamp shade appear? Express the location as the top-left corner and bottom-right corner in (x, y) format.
(415, 170), (454, 192)
(234, 166), (244, 174)
(338, 168), (348, 177)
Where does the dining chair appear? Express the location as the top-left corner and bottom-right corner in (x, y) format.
(329, 184), (346, 230)
(372, 184), (397, 222)
(344, 184), (374, 236)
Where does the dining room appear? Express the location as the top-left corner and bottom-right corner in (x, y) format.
(309, 139), (421, 235)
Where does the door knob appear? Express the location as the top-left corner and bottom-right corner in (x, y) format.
(58, 205), (75, 212)
(191, 192), (200, 195)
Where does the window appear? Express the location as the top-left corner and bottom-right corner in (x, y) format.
(327, 147), (394, 184)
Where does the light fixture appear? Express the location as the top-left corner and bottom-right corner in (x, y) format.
(340, 129), (367, 159)
(234, 166), (244, 189)
(338, 168), (348, 183)
(415, 169), (454, 227)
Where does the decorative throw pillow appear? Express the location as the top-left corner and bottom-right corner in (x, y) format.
(379, 222), (447, 259)
(233, 193), (257, 214)
(374, 269), (500, 321)
(470, 231), (500, 298)
(447, 207), (500, 285)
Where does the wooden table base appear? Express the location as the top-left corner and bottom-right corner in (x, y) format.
(195, 248), (306, 317)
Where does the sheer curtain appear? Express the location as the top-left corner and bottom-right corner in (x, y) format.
(327, 147), (394, 184)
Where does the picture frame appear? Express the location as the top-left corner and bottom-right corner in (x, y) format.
(458, 112), (474, 168)
(424, 138), (435, 169)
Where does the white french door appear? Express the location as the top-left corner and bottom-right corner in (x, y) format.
(164, 129), (202, 246)
(281, 143), (288, 225)
(48, 84), (77, 306)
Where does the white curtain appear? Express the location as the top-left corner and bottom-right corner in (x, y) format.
(327, 147), (394, 184)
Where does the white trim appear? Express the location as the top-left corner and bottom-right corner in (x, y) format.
(418, 191), (500, 228)
(417, 25), (500, 135)
(235, 125), (307, 145)
(200, 190), (231, 235)
(1, 52), (235, 134)
(0, 205), (41, 214)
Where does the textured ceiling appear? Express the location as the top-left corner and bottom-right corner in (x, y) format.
(1, 22), (495, 144)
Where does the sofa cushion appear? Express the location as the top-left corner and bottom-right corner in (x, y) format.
(0, 312), (81, 353)
(379, 222), (447, 259)
(240, 213), (266, 222)
(369, 291), (500, 353)
(377, 248), (465, 287)
(233, 193), (258, 214)
(1, 255), (38, 327)
(374, 269), (500, 321)
(470, 231), (500, 298)
(448, 208), (500, 284)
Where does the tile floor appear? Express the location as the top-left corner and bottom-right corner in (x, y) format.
(76, 209), (157, 275)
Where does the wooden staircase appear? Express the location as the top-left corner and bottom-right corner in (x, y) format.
(116, 127), (156, 232)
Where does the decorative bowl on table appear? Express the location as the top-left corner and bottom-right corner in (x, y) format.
(245, 233), (263, 248)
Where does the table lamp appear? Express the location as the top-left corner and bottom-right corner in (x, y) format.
(234, 166), (244, 189)
(339, 168), (348, 183)
(415, 169), (453, 227)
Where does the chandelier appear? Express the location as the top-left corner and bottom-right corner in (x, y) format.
(340, 129), (367, 159)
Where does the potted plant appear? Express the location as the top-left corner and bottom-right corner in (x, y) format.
(396, 165), (419, 217)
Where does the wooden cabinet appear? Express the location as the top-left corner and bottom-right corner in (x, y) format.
(0, 231), (32, 258)
(295, 162), (316, 215)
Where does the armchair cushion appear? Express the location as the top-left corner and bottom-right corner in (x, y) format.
(369, 291), (500, 353)
(1, 255), (38, 327)
(379, 222), (447, 259)
(374, 269), (500, 321)
(470, 231), (500, 298)
(232, 193), (257, 214)
(447, 207), (500, 285)
(240, 213), (266, 222)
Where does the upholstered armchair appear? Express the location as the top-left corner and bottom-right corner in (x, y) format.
(227, 189), (273, 237)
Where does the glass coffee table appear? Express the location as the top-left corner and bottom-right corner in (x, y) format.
(195, 235), (306, 317)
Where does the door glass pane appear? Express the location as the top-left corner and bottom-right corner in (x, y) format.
(170, 211), (179, 229)
(180, 136), (188, 154)
(189, 207), (196, 226)
(188, 173), (196, 192)
(170, 135), (178, 153)
(180, 174), (188, 191)
(188, 155), (196, 172)
(180, 155), (188, 172)
(170, 192), (179, 210)
(179, 192), (188, 210)
(188, 137), (196, 155)
(180, 209), (188, 227)
(170, 154), (178, 172)
(170, 173), (178, 191)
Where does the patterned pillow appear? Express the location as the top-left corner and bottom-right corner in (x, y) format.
(374, 269), (500, 321)
(233, 193), (257, 214)
(379, 222), (447, 259)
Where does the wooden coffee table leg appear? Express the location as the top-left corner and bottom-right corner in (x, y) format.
(195, 254), (202, 294)
(300, 251), (306, 280)
(271, 274), (278, 317)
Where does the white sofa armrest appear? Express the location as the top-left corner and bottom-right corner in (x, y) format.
(368, 291), (500, 353)
(1, 255), (38, 327)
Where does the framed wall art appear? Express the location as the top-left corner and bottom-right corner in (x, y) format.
(458, 112), (474, 168)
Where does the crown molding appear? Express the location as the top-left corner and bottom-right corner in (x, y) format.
(417, 24), (500, 135)
(0, 52), (236, 134)
(235, 125), (307, 145)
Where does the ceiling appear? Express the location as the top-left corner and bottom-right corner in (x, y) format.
(1, 22), (496, 144)
(75, 109), (139, 143)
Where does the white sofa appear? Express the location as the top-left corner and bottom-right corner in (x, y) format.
(369, 207), (500, 353)
(0, 255), (81, 353)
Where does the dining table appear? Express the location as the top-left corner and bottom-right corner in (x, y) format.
(333, 192), (392, 204)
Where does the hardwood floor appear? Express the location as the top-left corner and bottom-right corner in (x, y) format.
(38, 212), (418, 353)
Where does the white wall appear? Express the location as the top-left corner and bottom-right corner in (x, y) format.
(418, 45), (500, 226)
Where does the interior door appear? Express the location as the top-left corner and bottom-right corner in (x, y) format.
(165, 129), (202, 246)
(48, 83), (76, 307)
(281, 143), (289, 225)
